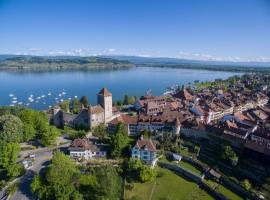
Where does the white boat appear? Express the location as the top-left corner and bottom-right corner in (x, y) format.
(74, 96), (78, 98)
(10, 104), (14, 106)
(48, 92), (52, 96)
(68, 97), (71, 100)
(9, 94), (14, 97)
(62, 91), (66, 95)
(12, 100), (17, 103)
(59, 94), (62, 97)
(12, 97), (17, 100)
(26, 103), (30, 106)
(37, 97), (41, 100)
(60, 99), (64, 102)
(29, 99), (34, 102)
(41, 95), (45, 98)
(18, 102), (22, 105)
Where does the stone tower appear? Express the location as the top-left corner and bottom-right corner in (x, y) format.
(173, 117), (181, 136)
(97, 88), (113, 122)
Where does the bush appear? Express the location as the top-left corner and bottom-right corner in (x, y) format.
(241, 179), (251, 191)
(157, 171), (164, 178)
(125, 182), (134, 190)
(0, 180), (6, 189)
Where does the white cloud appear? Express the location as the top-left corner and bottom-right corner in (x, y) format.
(28, 48), (42, 52)
(100, 48), (117, 55)
(177, 51), (270, 62)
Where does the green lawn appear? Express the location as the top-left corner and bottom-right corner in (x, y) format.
(204, 179), (243, 200)
(124, 167), (214, 200)
(178, 160), (202, 175)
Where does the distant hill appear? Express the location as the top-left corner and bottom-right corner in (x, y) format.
(101, 55), (270, 73)
(1, 54), (270, 73)
(102, 55), (270, 68)
(0, 55), (134, 71)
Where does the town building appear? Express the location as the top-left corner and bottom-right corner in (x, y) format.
(131, 136), (157, 166)
(69, 138), (108, 160)
(51, 88), (118, 130)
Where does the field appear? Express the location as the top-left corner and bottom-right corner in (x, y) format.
(204, 179), (243, 200)
(124, 167), (214, 200)
(178, 160), (202, 175)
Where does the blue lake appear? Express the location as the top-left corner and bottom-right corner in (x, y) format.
(0, 67), (241, 110)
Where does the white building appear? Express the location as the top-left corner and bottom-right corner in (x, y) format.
(131, 136), (157, 165)
(69, 138), (107, 160)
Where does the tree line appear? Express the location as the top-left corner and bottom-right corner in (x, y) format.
(0, 106), (60, 187)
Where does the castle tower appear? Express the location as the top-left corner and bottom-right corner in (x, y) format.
(173, 117), (181, 136)
(97, 88), (113, 122)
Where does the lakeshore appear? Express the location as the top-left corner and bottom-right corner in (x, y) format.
(0, 67), (241, 109)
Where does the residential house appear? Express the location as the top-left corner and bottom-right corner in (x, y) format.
(69, 138), (108, 160)
(131, 136), (157, 165)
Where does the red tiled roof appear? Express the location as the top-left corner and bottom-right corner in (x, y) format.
(174, 89), (194, 101)
(135, 138), (157, 152)
(89, 105), (104, 114)
(109, 114), (138, 125)
(69, 138), (98, 151)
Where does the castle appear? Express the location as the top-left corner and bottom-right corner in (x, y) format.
(51, 88), (115, 129)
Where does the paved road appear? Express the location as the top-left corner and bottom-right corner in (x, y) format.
(11, 151), (53, 200)
(0, 138), (71, 200)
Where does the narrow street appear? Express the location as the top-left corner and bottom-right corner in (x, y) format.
(11, 151), (53, 200)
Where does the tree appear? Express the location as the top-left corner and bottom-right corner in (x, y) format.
(7, 163), (24, 178)
(34, 111), (49, 135)
(123, 95), (129, 105)
(128, 96), (136, 105)
(242, 179), (251, 191)
(125, 158), (143, 180)
(40, 126), (59, 146)
(0, 141), (20, 169)
(71, 99), (80, 114)
(23, 123), (36, 142)
(92, 123), (107, 140)
(221, 145), (238, 166)
(139, 165), (157, 182)
(0, 114), (23, 142)
(125, 159), (156, 182)
(59, 100), (70, 112)
(31, 151), (80, 200)
(91, 165), (122, 200)
(77, 174), (96, 199)
(79, 96), (89, 108)
(33, 111), (59, 146)
(110, 123), (128, 158)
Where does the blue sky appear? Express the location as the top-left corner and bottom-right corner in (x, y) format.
(0, 0), (270, 61)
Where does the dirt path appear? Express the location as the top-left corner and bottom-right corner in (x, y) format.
(148, 181), (157, 200)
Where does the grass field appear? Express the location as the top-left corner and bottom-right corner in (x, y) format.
(124, 167), (214, 200)
(178, 160), (202, 175)
(204, 179), (243, 200)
